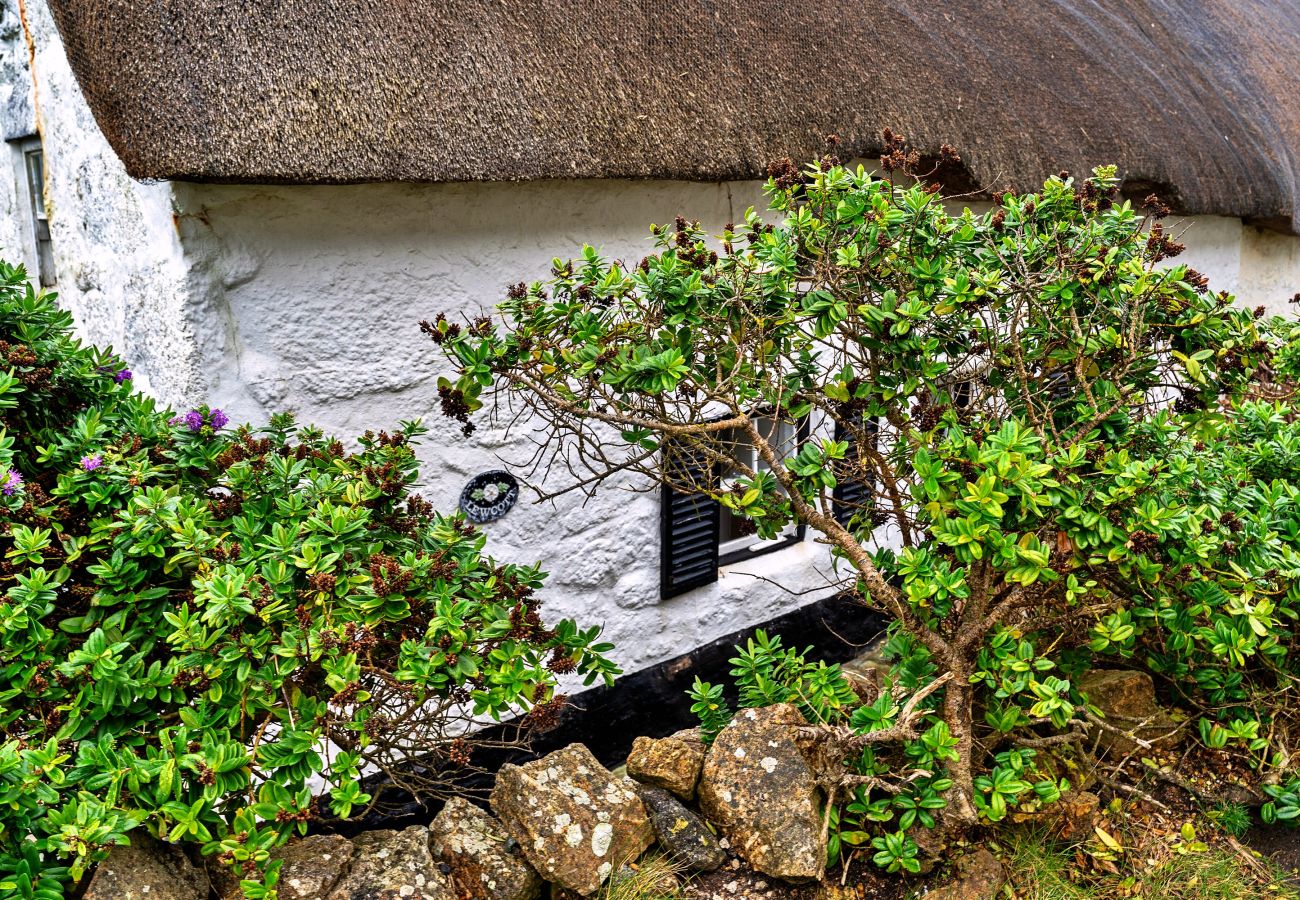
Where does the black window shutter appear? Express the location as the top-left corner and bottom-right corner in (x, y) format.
(953, 380), (972, 408)
(660, 437), (720, 599)
(833, 417), (877, 528)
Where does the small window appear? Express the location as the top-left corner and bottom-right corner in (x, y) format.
(660, 415), (808, 599)
(10, 137), (54, 286)
(832, 416), (878, 528)
(717, 416), (803, 564)
(660, 438), (721, 599)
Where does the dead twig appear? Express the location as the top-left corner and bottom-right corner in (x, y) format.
(1097, 774), (1171, 812)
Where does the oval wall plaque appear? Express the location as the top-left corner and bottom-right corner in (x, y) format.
(459, 470), (519, 523)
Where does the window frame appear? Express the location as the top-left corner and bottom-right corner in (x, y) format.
(716, 414), (809, 567)
(832, 414), (879, 528)
(661, 410), (823, 600)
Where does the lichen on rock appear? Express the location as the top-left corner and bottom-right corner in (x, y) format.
(697, 704), (826, 883)
(430, 796), (543, 900)
(626, 728), (706, 800)
(326, 825), (454, 900)
(636, 784), (726, 873)
(490, 743), (652, 897)
(83, 833), (210, 900)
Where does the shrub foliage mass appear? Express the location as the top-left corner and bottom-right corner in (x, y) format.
(0, 262), (615, 897)
(435, 144), (1299, 866)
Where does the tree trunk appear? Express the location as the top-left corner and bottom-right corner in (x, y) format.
(943, 664), (979, 828)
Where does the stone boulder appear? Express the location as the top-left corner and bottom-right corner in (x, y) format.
(636, 785), (726, 872)
(1079, 670), (1182, 755)
(625, 729), (706, 800)
(430, 796), (543, 900)
(267, 834), (354, 899)
(696, 704), (825, 883)
(214, 833), (354, 899)
(213, 832), (356, 894)
(326, 826), (455, 900)
(85, 833), (210, 900)
(490, 743), (653, 897)
(840, 644), (886, 702)
(925, 848), (1006, 900)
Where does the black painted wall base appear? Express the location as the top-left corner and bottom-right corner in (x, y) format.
(524, 591), (888, 764)
(346, 591), (888, 832)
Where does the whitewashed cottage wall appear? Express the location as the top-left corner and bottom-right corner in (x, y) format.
(0, 1), (37, 275)
(166, 176), (851, 671)
(2, 0), (197, 402)
(4, 0), (1300, 673)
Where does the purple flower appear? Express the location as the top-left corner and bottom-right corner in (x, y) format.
(170, 407), (228, 433)
(114, 369), (132, 383)
(81, 454), (103, 472)
(1, 468), (22, 497)
(171, 410), (205, 432)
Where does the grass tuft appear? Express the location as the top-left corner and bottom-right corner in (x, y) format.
(1002, 830), (1299, 900)
(598, 853), (689, 900)
(1207, 801), (1254, 839)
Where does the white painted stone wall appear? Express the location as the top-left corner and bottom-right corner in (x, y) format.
(5, 0), (1300, 673)
(1, 0), (197, 403)
(169, 177), (848, 671)
(0, 0), (36, 262)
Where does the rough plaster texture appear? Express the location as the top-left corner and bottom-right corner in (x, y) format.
(164, 179), (1300, 670)
(1242, 226), (1300, 314)
(1, 0), (853, 669)
(0, 3), (33, 142)
(5, 0), (1300, 673)
(0, 0), (33, 259)
(1, 0), (196, 403)
(170, 176), (852, 671)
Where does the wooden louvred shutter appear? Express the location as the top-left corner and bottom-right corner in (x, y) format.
(833, 417), (877, 528)
(660, 436), (720, 599)
(953, 380), (972, 409)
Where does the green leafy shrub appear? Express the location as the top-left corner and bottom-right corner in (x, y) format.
(0, 260), (617, 896)
(1261, 775), (1300, 827)
(432, 134), (1294, 867)
(686, 677), (732, 743)
(687, 629), (859, 745)
(727, 629), (859, 724)
(1105, 399), (1300, 764)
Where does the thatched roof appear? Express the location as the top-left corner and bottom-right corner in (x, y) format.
(48, 1), (1300, 230)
